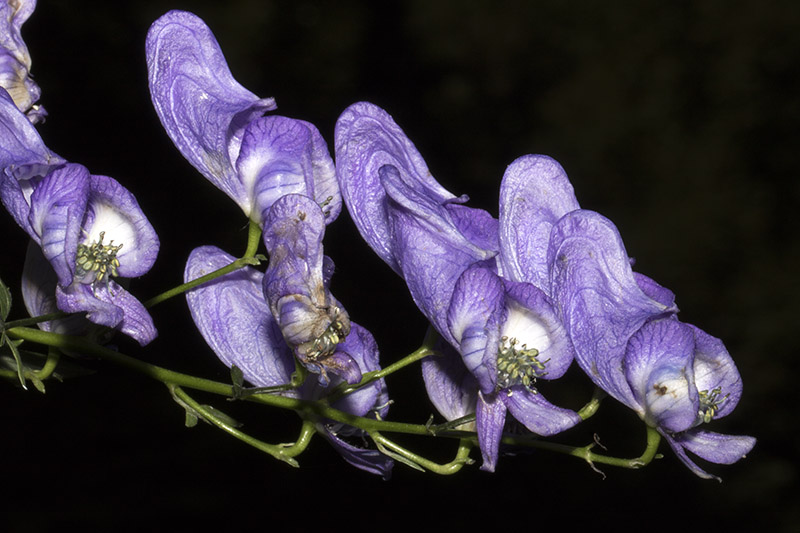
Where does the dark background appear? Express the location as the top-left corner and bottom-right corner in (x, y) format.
(1, 0), (797, 530)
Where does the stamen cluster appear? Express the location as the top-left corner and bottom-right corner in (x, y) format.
(496, 336), (546, 391)
(305, 308), (349, 361)
(75, 231), (123, 284)
(698, 386), (728, 424)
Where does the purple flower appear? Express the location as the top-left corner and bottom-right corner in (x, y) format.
(0, 90), (159, 345)
(335, 103), (580, 470)
(146, 10), (340, 225)
(548, 208), (755, 479)
(184, 245), (393, 478)
(0, 0), (45, 123)
(262, 194), (361, 386)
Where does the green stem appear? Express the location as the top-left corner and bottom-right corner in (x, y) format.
(326, 343), (435, 402)
(4, 311), (70, 329)
(32, 347), (60, 380)
(279, 420), (316, 458)
(577, 387), (606, 420)
(370, 433), (473, 475)
(500, 425), (662, 471)
(7, 326), (662, 473)
(142, 255), (265, 309)
(243, 219), (262, 259)
(170, 384), (299, 467)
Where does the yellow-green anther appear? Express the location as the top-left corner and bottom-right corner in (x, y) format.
(496, 336), (545, 392)
(698, 386), (728, 424)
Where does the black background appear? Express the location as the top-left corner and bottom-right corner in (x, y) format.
(1, 0), (798, 530)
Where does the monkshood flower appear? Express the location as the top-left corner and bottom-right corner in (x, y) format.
(262, 194), (360, 386)
(0, 90), (159, 345)
(548, 208), (755, 479)
(184, 245), (393, 478)
(147, 10), (340, 225)
(0, 0), (45, 123)
(335, 103), (580, 470)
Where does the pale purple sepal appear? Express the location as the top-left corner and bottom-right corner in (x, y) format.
(625, 319), (699, 433)
(0, 0), (45, 122)
(663, 430), (756, 481)
(84, 175), (159, 278)
(21, 241), (88, 335)
(184, 245), (296, 389)
(238, 115), (340, 225)
(499, 154), (579, 287)
(328, 323), (384, 416)
(334, 101), (463, 273)
(262, 194), (358, 385)
(548, 209), (677, 408)
(476, 391), (507, 472)
(146, 10), (277, 214)
(634, 272), (677, 308)
(27, 163), (89, 285)
(382, 165), (495, 344)
(0, 88), (63, 236)
(320, 430), (394, 480)
(504, 388), (582, 436)
(689, 324), (743, 419)
(55, 281), (156, 345)
(421, 340), (478, 427)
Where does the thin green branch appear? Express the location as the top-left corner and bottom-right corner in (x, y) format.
(4, 311), (70, 329)
(142, 255), (265, 309)
(370, 433), (473, 475)
(170, 384), (299, 467)
(32, 347), (60, 380)
(326, 343), (435, 402)
(500, 425), (662, 473)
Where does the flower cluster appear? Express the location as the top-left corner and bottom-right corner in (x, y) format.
(0, 1), (754, 481)
(147, 10), (392, 476)
(335, 102), (755, 477)
(0, 3), (159, 344)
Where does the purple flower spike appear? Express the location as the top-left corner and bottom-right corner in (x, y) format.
(549, 209), (754, 479)
(185, 245), (393, 478)
(336, 104), (583, 470)
(262, 194), (359, 386)
(147, 11), (340, 223)
(0, 0), (45, 123)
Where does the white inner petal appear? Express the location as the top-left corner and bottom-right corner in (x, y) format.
(84, 201), (136, 251)
(501, 302), (551, 353)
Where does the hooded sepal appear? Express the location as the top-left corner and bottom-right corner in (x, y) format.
(334, 101), (462, 273)
(238, 115), (340, 225)
(382, 165), (495, 342)
(548, 209), (677, 408)
(499, 154), (579, 287)
(146, 10), (276, 212)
